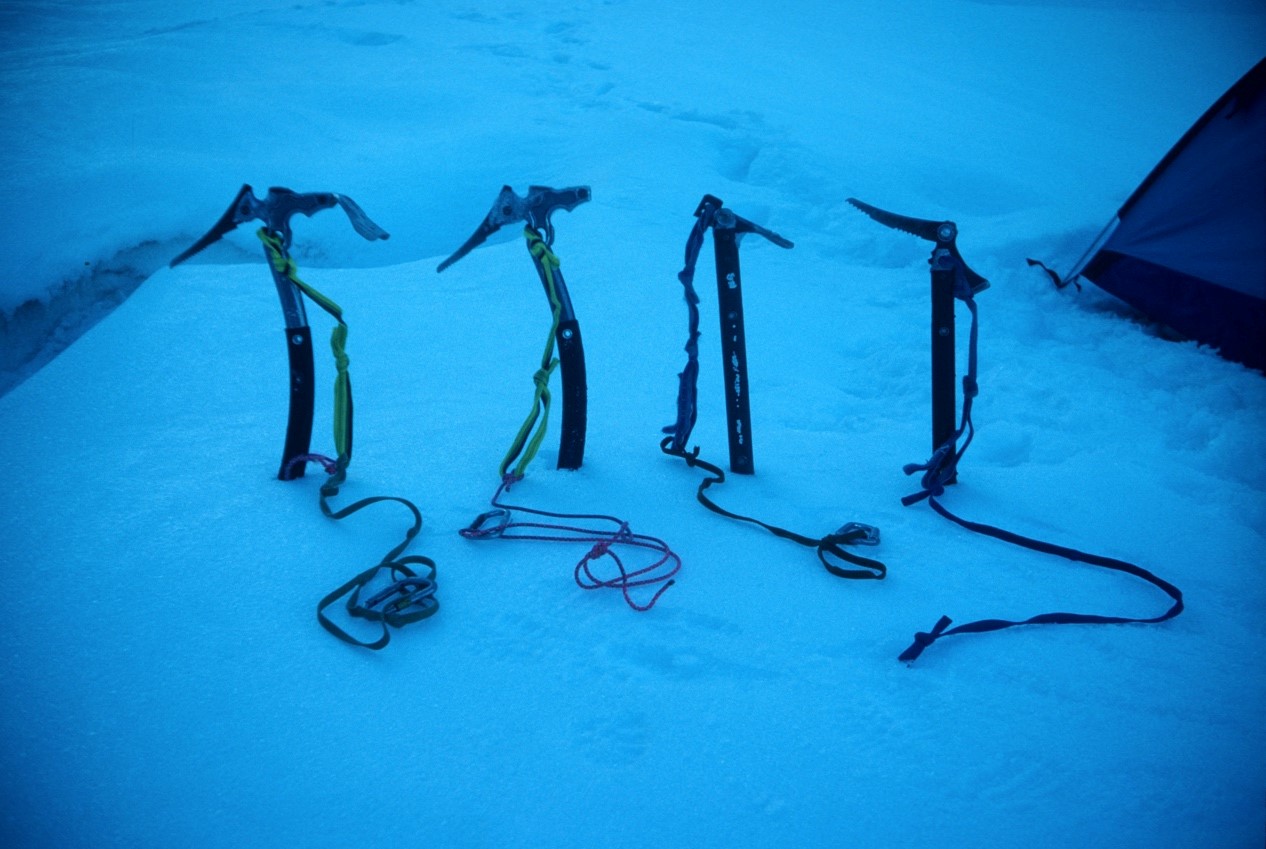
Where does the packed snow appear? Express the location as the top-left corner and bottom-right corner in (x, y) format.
(2, 2), (1264, 847)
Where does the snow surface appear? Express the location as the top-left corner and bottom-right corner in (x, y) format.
(2, 1), (1265, 847)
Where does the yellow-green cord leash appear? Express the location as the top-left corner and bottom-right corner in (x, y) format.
(498, 228), (564, 479)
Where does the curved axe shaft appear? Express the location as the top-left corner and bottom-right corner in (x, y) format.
(437, 184), (592, 470)
(169, 184), (389, 479)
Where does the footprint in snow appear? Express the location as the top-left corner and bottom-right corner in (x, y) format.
(338, 30), (403, 48)
(574, 708), (650, 764)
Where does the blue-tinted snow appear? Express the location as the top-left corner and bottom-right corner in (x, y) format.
(1, 2), (1264, 847)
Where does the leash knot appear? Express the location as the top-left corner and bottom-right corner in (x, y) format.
(898, 615), (954, 663)
(902, 443), (956, 506)
(533, 360), (559, 389)
(527, 232), (561, 269)
(585, 522), (633, 561)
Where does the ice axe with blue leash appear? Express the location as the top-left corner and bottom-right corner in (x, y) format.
(169, 185), (389, 480)
(847, 197), (987, 481)
(847, 197), (1181, 663)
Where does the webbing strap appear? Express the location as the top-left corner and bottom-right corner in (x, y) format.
(317, 560), (437, 645)
(663, 204), (713, 453)
(499, 228), (563, 479)
(898, 497), (1184, 662)
(898, 289), (1182, 662)
(260, 231), (437, 649)
(661, 203), (886, 581)
(314, 473), (437, 650)
(661, 439), (885, 579)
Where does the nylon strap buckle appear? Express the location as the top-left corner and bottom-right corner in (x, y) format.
(356, 576), (439, 626)
(834, 522), (881, 546)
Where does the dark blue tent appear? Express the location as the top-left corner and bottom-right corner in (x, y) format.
(1065, 57), (1265, 372)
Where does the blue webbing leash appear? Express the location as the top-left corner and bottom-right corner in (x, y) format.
(895, 285), (1184, 661)
(661, 196), (886, 581)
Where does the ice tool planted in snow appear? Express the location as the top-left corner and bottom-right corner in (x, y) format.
(847, 198), (987, 478)
(439, 184), (678, 611)
(437, 184), (590, 471)
(170, 185), (438, 651)
(848, 197), (1181, 663)
(170, 185), (389, 480)
(659, 194), (885, 583)
(665, 193), (793, 476)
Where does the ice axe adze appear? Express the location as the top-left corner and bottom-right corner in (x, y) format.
(169, 184), (389, 480)
(437, 185), (591, 471)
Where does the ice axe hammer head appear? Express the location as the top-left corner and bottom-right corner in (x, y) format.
(436, 184), (591, 273)
(169, 184), (388, 267)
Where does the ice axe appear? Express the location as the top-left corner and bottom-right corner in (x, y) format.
(688, 194), (792, 475)
(437, 185), (590, 471)
(170, 184), (389, 479)
(847, 197), (987, 481)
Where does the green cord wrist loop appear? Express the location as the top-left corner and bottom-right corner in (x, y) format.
(259, 228), (353, 462)
(498, 228), (565, 479)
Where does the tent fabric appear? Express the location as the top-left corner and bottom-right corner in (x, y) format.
(1069, 57), (1266, 372)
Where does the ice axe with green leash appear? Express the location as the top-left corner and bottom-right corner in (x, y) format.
(170, 184), (388, 480)
(439, 185), (679, 611)
(437, 184), (590, 472)
(170, 186), (438, 650)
